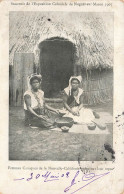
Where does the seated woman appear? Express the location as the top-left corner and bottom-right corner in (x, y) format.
(63, 76), (99, 124)
(24, 74), (59, 129)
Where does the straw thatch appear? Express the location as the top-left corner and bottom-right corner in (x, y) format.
(9, 12), (113, 106)
(9, 12), (113, 70)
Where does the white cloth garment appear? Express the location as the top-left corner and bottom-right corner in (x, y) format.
(24, 89), (44, 110)
(24, 74), (43, 110)
(64, 106), (95, 124)
(64, 76), (95, 124)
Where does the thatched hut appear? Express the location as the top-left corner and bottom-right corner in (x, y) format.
(9, 12), (113, 106)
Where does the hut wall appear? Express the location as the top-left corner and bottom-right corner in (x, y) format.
(80, 69), (113, 105)
(10, 53), (34, 106)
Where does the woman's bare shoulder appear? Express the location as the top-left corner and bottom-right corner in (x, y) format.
(24, 92), (31, 100)
(24, 90), (32, 96)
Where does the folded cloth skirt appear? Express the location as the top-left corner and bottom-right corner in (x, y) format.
(24, 108), (59, 128)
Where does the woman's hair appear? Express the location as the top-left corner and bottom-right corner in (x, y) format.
(71, 78), (80, 84)
(30, 76), (41, 85)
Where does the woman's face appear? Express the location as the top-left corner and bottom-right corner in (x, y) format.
(31, 79), (41, 90)
(71, 79), (79, 90)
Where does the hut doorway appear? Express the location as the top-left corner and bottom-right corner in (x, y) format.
(39, 37), (76, 97)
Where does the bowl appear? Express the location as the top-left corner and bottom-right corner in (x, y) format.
(93, 121), (106, 130)
(55, 117), (74, 128)
(97, 124), (106, 130)
(87, 123), (96, 130)
(61, 126), (69, 133)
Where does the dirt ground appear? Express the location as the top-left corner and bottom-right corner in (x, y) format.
(9, 101), (113, 161)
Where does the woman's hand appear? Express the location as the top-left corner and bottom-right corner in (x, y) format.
(71, 110), (79, 116)
(45, 104), (59, 114)
(38, 115), (46, 120)
(54, 109), (60, 114)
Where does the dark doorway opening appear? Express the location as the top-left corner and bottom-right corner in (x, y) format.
(39, 37), (76, 97)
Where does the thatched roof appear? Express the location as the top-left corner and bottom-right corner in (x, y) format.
(9, 12), (113, 69)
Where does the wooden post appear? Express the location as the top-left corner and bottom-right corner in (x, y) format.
(12, 53), (34, 106)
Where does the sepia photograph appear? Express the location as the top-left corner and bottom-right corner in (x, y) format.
(9, 11), (114, 161)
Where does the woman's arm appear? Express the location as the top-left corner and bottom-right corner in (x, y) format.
(45, 104), (59, 114)
(78, 94), (84, 110)
(63, 92), (72, 112)
(24, 94), (45, 119)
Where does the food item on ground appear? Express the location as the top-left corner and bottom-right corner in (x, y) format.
(61, 126), (69, 132)
(93, 121), (106, 130)
(87, 123), (96, 130)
